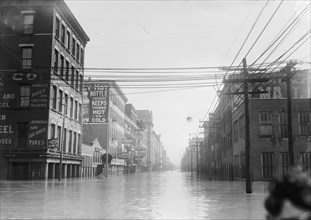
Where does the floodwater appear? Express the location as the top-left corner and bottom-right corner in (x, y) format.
(0, 171), (269, 219)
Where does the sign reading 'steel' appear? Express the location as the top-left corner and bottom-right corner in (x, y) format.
(83, 82), (110, 124)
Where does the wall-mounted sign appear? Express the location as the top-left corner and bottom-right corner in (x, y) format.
(28, 120), (48, 147)
(83, 83), (110, 124)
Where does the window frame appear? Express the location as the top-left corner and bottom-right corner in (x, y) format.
(21, 47), (32, 69)
(259, 112), (273, 137)
(22, 13), (34, 34)
(20, 84), (31, 107)
(52, 85), (57, 110)
(261, 152), (274, 179)
(298, 112), (311, 136)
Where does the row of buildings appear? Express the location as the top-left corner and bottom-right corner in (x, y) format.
(0, 0), (171, 180)
(182, 68), (311, 181)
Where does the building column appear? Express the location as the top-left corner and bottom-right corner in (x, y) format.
(67, 164), (72, 178)
(51, 163), (55, 179)
(44, 163), (48, 180)
(77, 165), (80, 177)
(63, 164), (67, 179)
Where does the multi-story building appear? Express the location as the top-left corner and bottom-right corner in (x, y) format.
(124, 103), (146, 173)
(151, 131), (164, 171)
(232, 70), (311, 180)
(204, 69), (311, 181)
(83, 80), (127, 174)
(137, 110), (154, 172)
(0, 0), (89, 179)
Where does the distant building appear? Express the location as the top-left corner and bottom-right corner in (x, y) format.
(81, 138), (105, 177)
(137, 110), (154, 172)
(83, 80), (127, 174)
(124, 104), (147, 173)
(0, 0), (89, 179)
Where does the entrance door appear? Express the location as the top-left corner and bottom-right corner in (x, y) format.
(12, 163), (29, 180)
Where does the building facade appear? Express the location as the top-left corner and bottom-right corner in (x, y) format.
(83, 80), (127, 174)
(124, 104), (147, 173)
(203, 69), (311, 181)
(0, 0), (89, 179)
(137, 110), (154, 172)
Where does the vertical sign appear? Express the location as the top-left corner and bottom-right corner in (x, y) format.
(83, 83), (110, 124)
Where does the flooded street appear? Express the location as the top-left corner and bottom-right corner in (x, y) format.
(1, 171), (269, 219)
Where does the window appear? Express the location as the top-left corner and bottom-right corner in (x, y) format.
(301, 152), (311, 173)
(60, 55), (64, 78)
(69, 130), (72, 153)
(298, 112), (311, 136)
(79, 74), (83, 92)
(75, 70), (79, 89)
(23, 14), (34, 34)
(239, 115), (245, 140)
(78, 134), (81, 154)
(58, 90), (63, 112)
(21, 47), (32, 69)
(17, 122), (28, 147)
(67, 31), (71, 50)
(20, 85), (30, 107)
(70, 97), (74, 117)
(73, 132), (77, 154)
(52, 86), (57, 110)
(65, 60), (69, 81)
(74, 100), (78, 120)
(61, 24), (65, 44)
(63, 128), (67, 152)
(280, 152), (289, 175)
(76, 44), (80, 61)
(65, 93), (68, 116)
(54, 49), (59, 73)
(55, 17), (60, 38)
(80, 48), (84, 65)
(57, 126), (62, 150)
(72, 37), (76, 56)
(279, 112), (288, 138)
(262, 152), (274, 179)
(259, 112), (273, 136)
(71, 66), (75, 86)
(51, 123), (56, 139)
(233, 120), (238, 143)
(79, 103), (82, 122)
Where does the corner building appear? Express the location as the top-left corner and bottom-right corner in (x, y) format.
(0, 0), (89, 179)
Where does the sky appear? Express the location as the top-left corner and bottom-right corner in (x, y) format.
(65, 0), (310, 166)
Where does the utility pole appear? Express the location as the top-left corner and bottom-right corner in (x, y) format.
(104, 84), (111, 177)
(223, 58), (268, 194)
(282, 61), (297, 167)
(242, 58), (252, 194)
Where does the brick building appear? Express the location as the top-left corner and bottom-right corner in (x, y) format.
(0, 0), (89, 179)
(203, 69), (311, 181)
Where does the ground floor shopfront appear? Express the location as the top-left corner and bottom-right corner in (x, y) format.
(5, 153), (82, 180)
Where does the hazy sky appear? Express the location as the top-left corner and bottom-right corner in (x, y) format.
(66, 0), (310, 165)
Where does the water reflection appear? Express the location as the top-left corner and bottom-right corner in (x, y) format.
(0, 171), (268, 219)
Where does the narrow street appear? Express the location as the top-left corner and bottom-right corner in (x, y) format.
(1, 171), (269, 219)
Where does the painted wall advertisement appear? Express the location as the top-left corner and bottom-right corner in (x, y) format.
(0, 71), (49, 148)
(83, 83), (110, 124)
